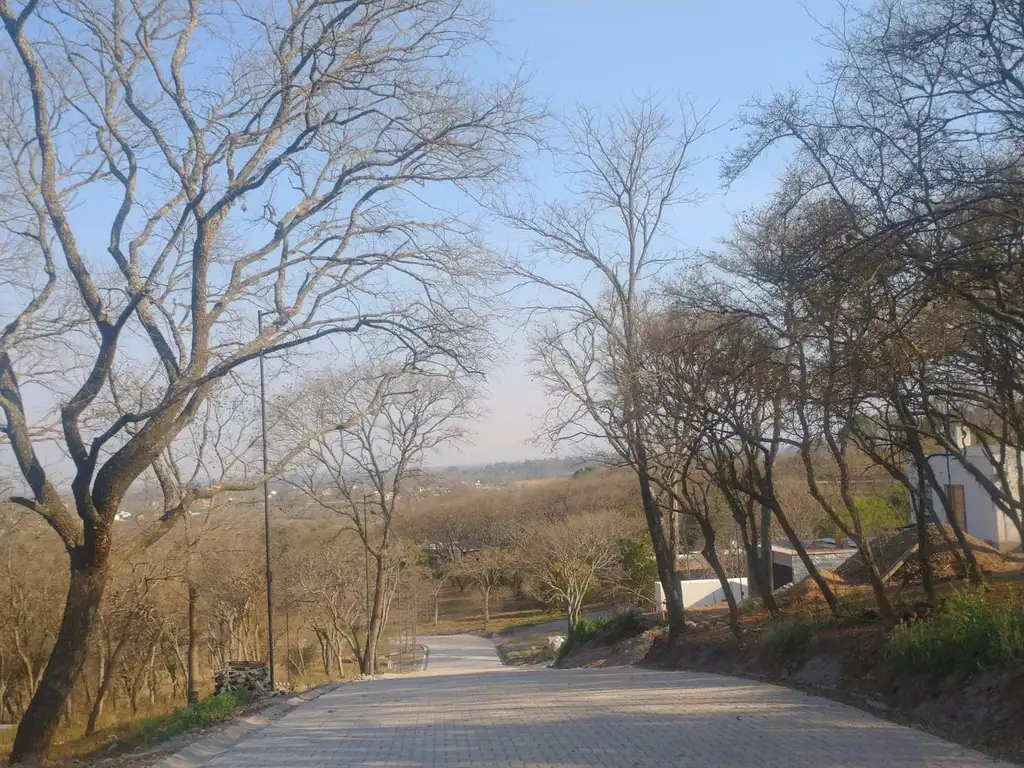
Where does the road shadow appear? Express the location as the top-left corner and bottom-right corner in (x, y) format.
(205, 667), (1006, 767)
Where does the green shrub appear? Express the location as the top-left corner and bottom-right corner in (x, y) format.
(557, 611), (644, 660)
(888, 588), (1024, 677)
(616, 534), (658, 606)
(814, 487), (908, 539)
(595, 609), (644, 642)
(557, 616), (604, 659)
(127, 691), (253, 748)
(761, 617), (816, 656)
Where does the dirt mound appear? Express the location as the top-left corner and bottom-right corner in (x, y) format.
(836, 523), (1022, 585)
(773, 569), (848, 608)
(558, 627), (660, 669)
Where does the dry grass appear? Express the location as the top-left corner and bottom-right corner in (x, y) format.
(0, 698), (185, 763)
(0, 674), (339, 764)
(427, 605), (561, 636)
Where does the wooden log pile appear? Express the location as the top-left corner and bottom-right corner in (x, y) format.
(213, 661), (272, 696)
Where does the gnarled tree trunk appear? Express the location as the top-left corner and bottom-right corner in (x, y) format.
(187, 584), (199, 706)
(11, 555), (108, 762)
(695, 516), (741, 639)
(637, 459), (685, 641)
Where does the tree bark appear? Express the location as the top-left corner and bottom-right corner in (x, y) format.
(759, 503), (775, 594)
(915, 462), (936, 604)
(667, 495), (679, 565)
(566, 599), (583, 635)
(85, 654), (109, 736)
(732, 498), (777, 612)
(696, 516), (741, 639)
(636, 456), (685, 641)
(11, 558), (107, 763)
(770, 502), (840, 614)
(360, 558), (386, 676)
(186, 584), (199, 706)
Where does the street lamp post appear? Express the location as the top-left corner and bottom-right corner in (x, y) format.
(258, 310), (275, 691)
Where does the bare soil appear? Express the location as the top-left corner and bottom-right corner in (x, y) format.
(837, 523), (1024, 586)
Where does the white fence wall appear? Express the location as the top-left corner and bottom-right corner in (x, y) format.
(654, 578), (748, 612)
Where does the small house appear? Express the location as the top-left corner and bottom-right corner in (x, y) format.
(909, 446), (1022, 551)
(771, 539), (857, 588)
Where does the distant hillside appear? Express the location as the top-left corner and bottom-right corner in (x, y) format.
(434, 457), (588, 481)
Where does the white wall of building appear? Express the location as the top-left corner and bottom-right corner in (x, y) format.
(655, 578), (748, 612)
(910, 447), (1021, 550)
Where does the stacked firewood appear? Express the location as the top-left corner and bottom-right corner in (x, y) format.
(213, 661), (272, 696)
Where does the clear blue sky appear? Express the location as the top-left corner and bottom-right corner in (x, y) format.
(5, 1), (847, 483)
(454, 0), (842, 465)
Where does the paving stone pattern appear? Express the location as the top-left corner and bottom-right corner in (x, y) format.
(201, 635), (1014, 768)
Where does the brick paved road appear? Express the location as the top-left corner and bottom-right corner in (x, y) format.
(202, 634), (1014, 767)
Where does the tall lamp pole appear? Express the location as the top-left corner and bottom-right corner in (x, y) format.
(258, 310), (275, 691)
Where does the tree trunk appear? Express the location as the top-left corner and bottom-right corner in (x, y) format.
(749, 544), (778, 618)
(915, 465), (936, 604)
(85, 653), (109, 736)
(433, 597), (439, 625)
(728, 496), (777, 613)
(770, 502), (840, 615)
(316, 630), (331, 677)
(697, 517), (741, 639)
(62, 691), (72, 729)
(361, 558), (386, 676)
(896, 397), (983, 585)
(126, 680), (139, 716)
(759, 503), (775, 594)
(735, 503), (777, 613)
(667, 495), (679, 565)
(636, 457), (685, 641)
(11, 560), (107, 763)
(481, 587), (490, 628)
(187, 584), (199, 706)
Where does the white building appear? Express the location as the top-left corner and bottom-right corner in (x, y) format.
(654, 577), (748, 612)
(910, 446), (1021, 551)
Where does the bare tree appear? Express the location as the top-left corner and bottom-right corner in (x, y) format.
(725, 200), (900, 621)
(0, 0), (536, 757)
(82, 557), (159, 735)
(641, 294), (832, 614)
(638, 308), (747, 633)
(453, 547), (512, 628)
(505, 98), (713, 642)
(288, 367), (474, 672)
(725, 0), (1024, 571)
(293, 534), (365, 678)
(421, 559), (452, 626)
(0, 524), (64, 722)
(516, 512), (620, 633)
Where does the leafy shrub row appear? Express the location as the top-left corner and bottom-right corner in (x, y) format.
(888, 588), (1024, 677)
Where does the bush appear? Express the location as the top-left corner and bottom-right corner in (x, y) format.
(888, 588), (1024, 677)
(616, 534), (658, 606)
(594, 608), (645, 642)
(814, 487), (908, 539)
(557, 616), (605, 659)
(128, 691), (253, 748)
(558, 610), (644, 660)
(761, 617), (816, 656)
